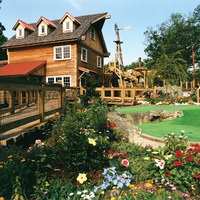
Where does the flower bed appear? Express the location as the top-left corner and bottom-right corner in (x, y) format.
(0, 100), (200, 199)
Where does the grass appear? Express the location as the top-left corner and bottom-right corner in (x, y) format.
(118, 105), (200, 142)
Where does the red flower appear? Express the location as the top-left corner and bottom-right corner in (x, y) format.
(111, 123), (116, 127)
(175, 150), (184, 158)
(165, 168), (170, 173)
(194, 173), (200, 178)
(107, 124), (110, 128)
(117, 148), (121, 151)
(165, 173), (171, 178)
(119, 152), (126, 156)
(108, 150), (113, 155)
(113, 153), (119, 157)
(105, 121), (109, 125)
(193, 147), (200, 153)
(122, 159), (129, 167)
(197, 160), (200, 164)
(54, 113), (58, 118)
(173, 160), (184, 167)
(186, 156), (194, 162)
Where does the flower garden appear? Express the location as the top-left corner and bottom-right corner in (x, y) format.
(0, 75), (200, 200)
(0, 98), (200, 200)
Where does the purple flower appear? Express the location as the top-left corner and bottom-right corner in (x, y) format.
(179, 135), (183, 139)
(172, 187), (177, 191)
(43, 191), (48, 195)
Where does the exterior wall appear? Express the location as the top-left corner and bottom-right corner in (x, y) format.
(8, 42), (78, 87)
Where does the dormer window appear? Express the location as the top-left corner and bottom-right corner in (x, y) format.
(13, 20), (35, 39)
(60, 12), (81, 33)
(90, 27), (95, 40)
(36, 16), (57, 36)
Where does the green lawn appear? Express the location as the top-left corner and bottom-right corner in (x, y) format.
(118, 105), (200, 142)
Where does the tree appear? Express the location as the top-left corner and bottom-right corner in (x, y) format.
(0, 0), (8, 60)
(144, 5), (200, 81)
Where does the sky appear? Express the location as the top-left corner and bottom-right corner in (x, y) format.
(0, 0), (199, 65)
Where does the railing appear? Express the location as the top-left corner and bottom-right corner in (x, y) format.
(80, 86), (157, 105)
(180, 81), (194, 91)
(0, 78), (66, 133)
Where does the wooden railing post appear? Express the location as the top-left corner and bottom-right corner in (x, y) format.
(153, 86), (157, 99)
(186, 81), (188, 91)
(180, 81), (183, 90)
(111, 87), (114, 100)
(38, 85), (45, 122)
(80, 86), (84, 95)
(8, 90), (15, 114)
(101, 86), (105, 100)
(58, 87), (62, 108)
(197, 88), (199, 103)
(26, 90), (30, 107)
(121, 86), (124, 103)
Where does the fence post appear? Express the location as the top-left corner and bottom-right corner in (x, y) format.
(38, 85), (45, 122)
(197, 88), (199, 103)
(180, 81), (183, 91)
(80, 86), (84, 95)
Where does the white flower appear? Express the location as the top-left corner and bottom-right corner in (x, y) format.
(171, 132), (175, 136)
(69, 193), (74, 196)
(164, 154), (172, 160)
(83, 190), (88, 193)
(154, 159), (165, 169)
(77, 191), (82, 195)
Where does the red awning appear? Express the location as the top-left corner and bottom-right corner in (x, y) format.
(78, 66), (97, 74)
(0, 60), (46, 76)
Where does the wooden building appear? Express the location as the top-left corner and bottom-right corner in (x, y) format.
(0, 12), (110, 87)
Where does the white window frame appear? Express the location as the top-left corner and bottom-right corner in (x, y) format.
(38, 24), (47, 36)
(54, 45), (71, 60)
(16, 27), (24, 39)
(63, 19), (73, 32)
(46, 75), (71, 87)
(81, 47), (88, 62)
(97, 56), (102, 68)
(90, 27), (95, 40)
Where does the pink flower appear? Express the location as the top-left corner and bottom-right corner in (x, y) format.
(122, 159), (129, 167)
(87, 100), (94, 104)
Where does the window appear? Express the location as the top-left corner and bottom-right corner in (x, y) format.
(90, 27), (95, 40)
(18, 29), (23, 37)
(97, 56), (102, 68)
(38, 24), (47, 36)
(46, 76), (71, 87)
(54, 45), (71, 60)
(41, 25), (45, 34)
(81, 48), (87, 62)
(63, 20), (73, 32)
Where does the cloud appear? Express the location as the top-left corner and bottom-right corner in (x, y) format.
(66, 0), (82, 10)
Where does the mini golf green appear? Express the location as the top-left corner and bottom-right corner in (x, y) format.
(118, 105), (200, 142)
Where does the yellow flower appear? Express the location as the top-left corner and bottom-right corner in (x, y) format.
(21, 159), (25, 162)
(7, 155), (13, 159)
(0, 197), (4, 200)
(0, 165), (3, 168)
(146, 183), (152, 188)
(77, 173), (87, 184)
(88, 138), (96, 146)
(129, 184), (135, 188)
(9, 159), (13, 162)
(110, 197), (115, 200)
(31, 160), (35, 162)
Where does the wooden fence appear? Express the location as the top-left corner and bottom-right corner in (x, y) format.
(180, 81), (194, 91)
(80, 86), (157, 105)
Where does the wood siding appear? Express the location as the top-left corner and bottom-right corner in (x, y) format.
(8, 42), (78, 87)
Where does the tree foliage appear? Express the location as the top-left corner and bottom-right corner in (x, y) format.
(144, 4), (200, 84)
(0, 0), (8, 60)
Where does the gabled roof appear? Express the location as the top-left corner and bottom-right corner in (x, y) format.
(36, 16), (57, 29)
(60, 12), (81, 25)
(1, 12), (109, 55)
(13, 20), (35, 32)
(0, 60), (46, 76)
